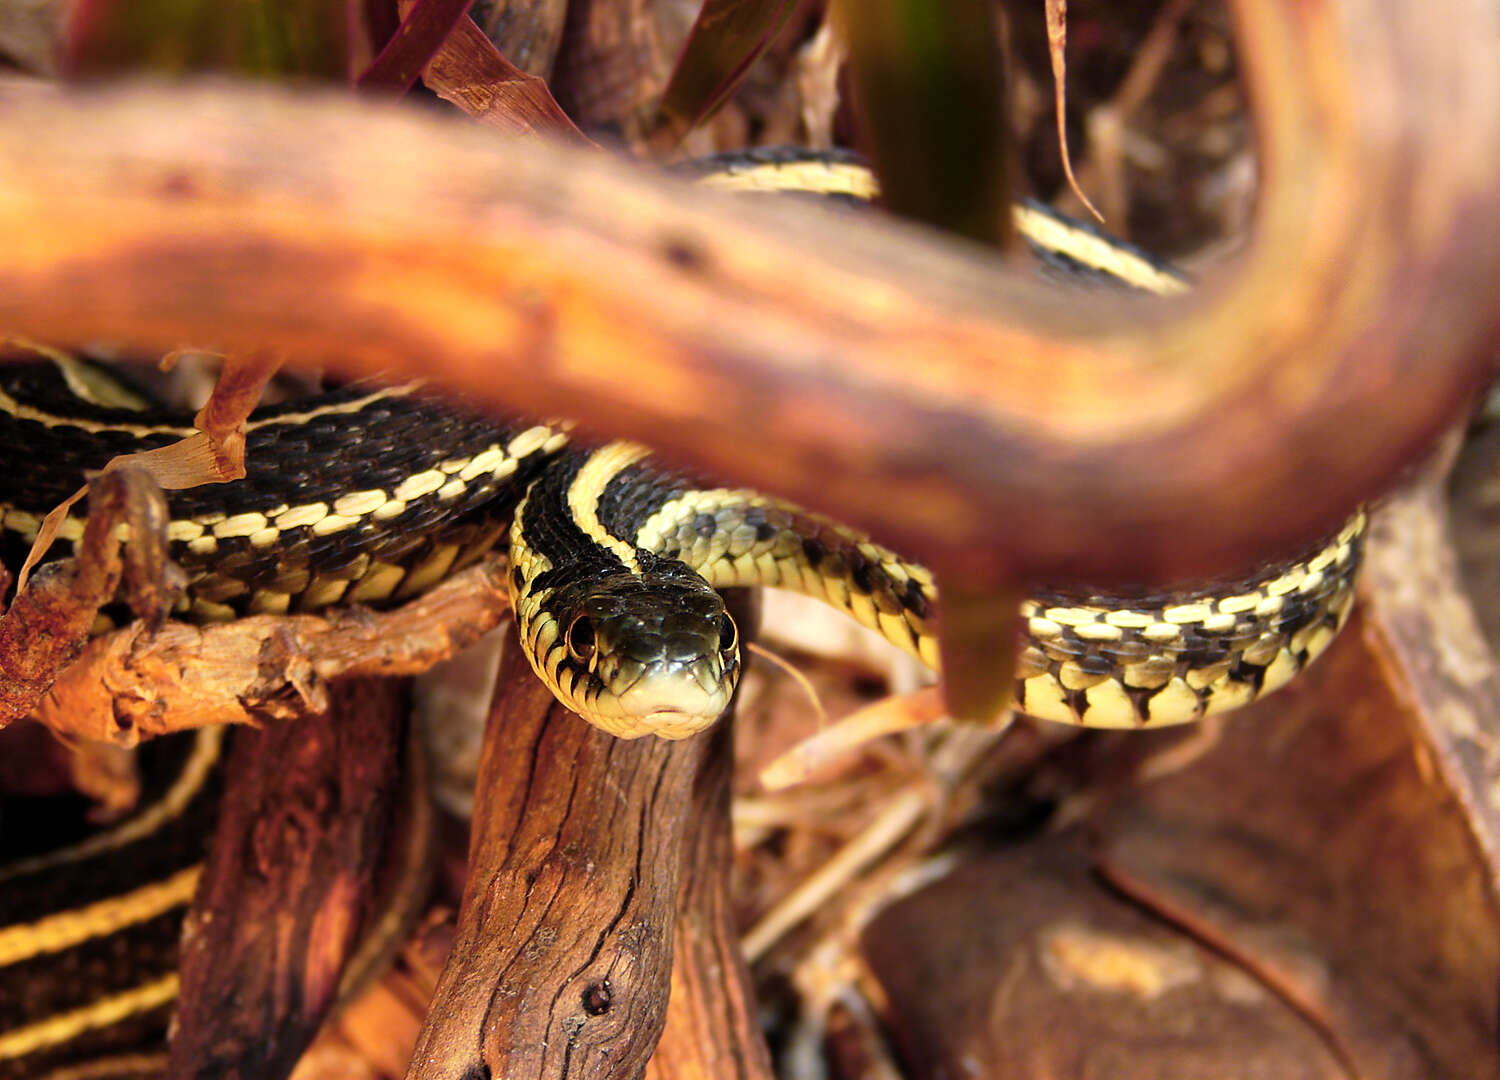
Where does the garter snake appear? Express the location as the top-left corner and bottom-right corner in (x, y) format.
(0, 150), (1365, 741)
(0, 729), (221, 1079)
(0, 149), (1366, 1076)
(0, 721), (434, 1080)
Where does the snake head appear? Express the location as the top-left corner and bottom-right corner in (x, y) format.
(521, 559), (740, 739)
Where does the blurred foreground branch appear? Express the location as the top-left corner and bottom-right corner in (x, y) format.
(0, 0), (1496, 590)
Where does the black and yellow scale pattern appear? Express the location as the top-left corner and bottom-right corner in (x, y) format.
(0, 151), (1369, 1074)
(0, 729), (221, 1080)
(507, 433), (1364, 736)
(0, 361), (570, 621)
(0, 151), (1365, 742)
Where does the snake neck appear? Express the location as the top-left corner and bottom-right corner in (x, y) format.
(508, 446), (741, 739)
(615, 470), (939, 666)
(517, 440), (1366, 734)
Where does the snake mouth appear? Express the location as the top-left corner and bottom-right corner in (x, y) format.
(596, 663), (733, 739)
(555, 571), (739, 739)
(584, 703), (726, 740)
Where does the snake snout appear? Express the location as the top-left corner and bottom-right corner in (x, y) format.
(590, 603), (739, 739)
(570, 571), (741, 739)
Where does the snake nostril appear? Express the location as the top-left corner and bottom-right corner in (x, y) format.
(567, 615), (596, 661)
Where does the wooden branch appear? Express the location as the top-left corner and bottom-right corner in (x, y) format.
(169, 677), (406, 1079)
(1361, 442), (1500, 894)
(0, 0), (1493, 590)
(407, 632), (712, 1080)
(645, 722), (776, 1080)
(29, 559), (510, 743)
(0, 467), (175, 724)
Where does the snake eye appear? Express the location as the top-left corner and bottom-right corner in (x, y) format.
(717, 613), (738, 653)
(567, 615), (596, 662)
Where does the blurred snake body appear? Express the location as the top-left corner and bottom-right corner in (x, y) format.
(0, 150), (1365, 742)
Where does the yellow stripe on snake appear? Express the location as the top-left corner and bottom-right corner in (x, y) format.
(0, 150), (1365, 741)
(510, 151), (1363, 736)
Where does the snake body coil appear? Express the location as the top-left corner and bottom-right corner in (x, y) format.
(0, 152), (1365, 739)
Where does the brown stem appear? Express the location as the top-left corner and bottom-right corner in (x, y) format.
(406, 632), (712, 1080)
(0, 466), (173, 724)
(646, 722), (776, 1080)
(30, 558), (511, 743)
(168, 677), (407, 1080)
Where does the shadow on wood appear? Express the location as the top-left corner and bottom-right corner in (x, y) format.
(170, 677), (406, 1079)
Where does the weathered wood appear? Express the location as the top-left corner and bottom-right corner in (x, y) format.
(1364, 438), (1500, 896)
(861, 608), (1500, 1077)
(550, 0), (669, 131)
(0, 467), (176, 725)
(168, 677), (405, 1080)
(0, 0), (1493, 592)
(406, 632), (712, 1080)
(29, 558), (510, 743)
(645, 721), (775, 1080)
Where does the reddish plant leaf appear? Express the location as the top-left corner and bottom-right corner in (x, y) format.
(409, 9), (594, 144)
(364, 0), (402, 55)
(652, 0), (799, 146)
(357, 0), (474, 91)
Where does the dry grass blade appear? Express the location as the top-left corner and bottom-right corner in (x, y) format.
(652, 0), (800, 147)
(358, 0), (474, 91)
(759, 687), (952, 791)
(744, 727), (1004, 963)
(12, 349), (277, 596)
(406, 7), (594, 143)
(1080, 0), (1195, 228)
(741, 786), (933, 963)
(1043, 0), (1102, 221)
(745, 640), (830, 730)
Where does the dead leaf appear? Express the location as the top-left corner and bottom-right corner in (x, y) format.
(1044, 0), (1102, 221)
(406, 7), (594, 144)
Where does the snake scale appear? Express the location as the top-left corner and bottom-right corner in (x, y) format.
(0, 150), (1365, 740)
(0, 149), (1366, 1077)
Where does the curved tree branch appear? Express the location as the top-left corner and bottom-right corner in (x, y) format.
(0, 0), (1495, 590)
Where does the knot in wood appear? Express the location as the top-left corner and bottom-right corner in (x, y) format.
(581, 980), (612, 1016)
